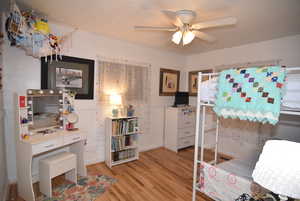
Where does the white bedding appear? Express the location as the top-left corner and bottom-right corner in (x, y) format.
(282, 73), (300, 109)
(199, 77), (218, 103)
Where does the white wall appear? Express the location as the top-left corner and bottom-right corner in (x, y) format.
(0, 12), (8, 200)
(3, 18), (300, 182)
(186, 34), (300, 70)
(2, 22), (186, 182)
(0, 92), (8, 201)
(185, 34), (300, 159)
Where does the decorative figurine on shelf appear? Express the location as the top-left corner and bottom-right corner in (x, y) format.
(127, 105), (135, 117)
(63, 90), (78, 131)
(66, 113), (79, 131)
(109, 94), (122, 117)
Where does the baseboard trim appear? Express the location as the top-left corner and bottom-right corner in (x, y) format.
(140, 145), (163, 152)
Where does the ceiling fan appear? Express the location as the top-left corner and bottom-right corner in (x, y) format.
(135, 10), (237, 45)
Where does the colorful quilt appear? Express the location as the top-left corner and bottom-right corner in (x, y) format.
(213, 66), (285, 125)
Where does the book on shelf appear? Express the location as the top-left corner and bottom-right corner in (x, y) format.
(112, 149), (136, 162)
(111, 135), (137, 152)
(106, 116), (139, 168)
(112, 118), (139, 136)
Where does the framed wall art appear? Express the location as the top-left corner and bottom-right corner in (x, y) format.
(41, 55), (95, 99)
(159, 68), (180, 96)
(188, 69), (213, 96)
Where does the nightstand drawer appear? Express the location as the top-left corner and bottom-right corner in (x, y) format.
(178, 136), (195, 149)
(178, 127), (195, 138)
(32, 139), (63, 155)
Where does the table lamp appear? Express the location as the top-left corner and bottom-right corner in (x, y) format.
(252, 140), (300, 201)
(109, 94), (122, 117)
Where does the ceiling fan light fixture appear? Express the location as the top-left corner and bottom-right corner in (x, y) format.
(172, 31), (183, 45)
(135, 10), (237, 46)
(182, 31), (195, 45)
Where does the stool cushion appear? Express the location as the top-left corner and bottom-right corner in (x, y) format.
(40, 152), (76, 165)
(39, 152), (77, 197)
(40, 152), (77, 178)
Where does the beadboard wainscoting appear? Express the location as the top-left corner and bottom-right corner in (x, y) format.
(2, 21), (186, 181)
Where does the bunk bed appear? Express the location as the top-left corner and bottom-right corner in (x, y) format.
(192, 67), (300, 201)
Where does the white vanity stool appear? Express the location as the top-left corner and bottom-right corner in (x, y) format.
(39, 152), (77, 197)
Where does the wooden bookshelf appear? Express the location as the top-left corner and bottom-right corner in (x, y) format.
(105, 116), (139, 168)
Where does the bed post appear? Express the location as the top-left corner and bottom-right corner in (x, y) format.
(200, 107), (206, 162)
(192, 72), (203, 201)
(214, 117), (219, 165)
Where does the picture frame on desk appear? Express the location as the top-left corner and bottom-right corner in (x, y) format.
(188, 69), (213, 96)
(41, 55), (95, 99)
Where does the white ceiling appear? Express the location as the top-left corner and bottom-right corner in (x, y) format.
(17, 0), (300, 55)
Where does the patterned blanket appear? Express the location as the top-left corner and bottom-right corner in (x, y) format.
(213, 66), (285, 124)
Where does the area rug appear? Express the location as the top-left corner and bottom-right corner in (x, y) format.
(37, 174), (117, 201)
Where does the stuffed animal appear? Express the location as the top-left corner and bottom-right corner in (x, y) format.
(34, 18), (50, 35)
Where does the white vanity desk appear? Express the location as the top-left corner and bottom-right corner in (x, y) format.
(16, 129), (87, 201)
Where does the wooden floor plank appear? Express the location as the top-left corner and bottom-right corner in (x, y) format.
(10, 147), (217, 201)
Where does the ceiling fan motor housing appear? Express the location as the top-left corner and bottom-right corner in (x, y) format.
(176, 10), (196, 24)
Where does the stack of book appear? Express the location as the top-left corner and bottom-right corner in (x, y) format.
(112, 149), (136, 162)
(111, 135), (137, 152)
(112, 118), (138, 135)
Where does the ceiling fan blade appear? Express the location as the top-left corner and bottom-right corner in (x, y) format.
(191, 17), (237, 30)
(134, 26), (177, 31)
(193, 31), (216, 42)
(161, 10), (184, 27)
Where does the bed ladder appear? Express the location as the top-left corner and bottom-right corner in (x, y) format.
(192, 72), (220, 201)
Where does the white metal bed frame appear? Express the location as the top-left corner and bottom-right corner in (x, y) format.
(192, 67), (300, 201)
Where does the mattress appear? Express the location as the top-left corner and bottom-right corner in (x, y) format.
(282, 73), (300, 109)
(199, 77), (218, 103)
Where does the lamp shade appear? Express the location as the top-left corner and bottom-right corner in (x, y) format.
(252, 140), (300, 199)
(172, 31), (182, 45)
(109, 94), (122, 105)
(182, 31), (195, 45)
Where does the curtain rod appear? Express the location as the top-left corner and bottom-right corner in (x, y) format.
(97, 55), (151, 68)
(214, 59), (283, 70)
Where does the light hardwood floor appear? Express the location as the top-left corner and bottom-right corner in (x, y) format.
(9, 147), (229, 201)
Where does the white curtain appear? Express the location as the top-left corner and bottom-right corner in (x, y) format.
(98, 60), (151, 135)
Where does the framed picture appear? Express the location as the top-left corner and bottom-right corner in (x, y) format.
(159, 68), (180, 96)
(41, 55), (95, 99)
(189, 69), (213, 96)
